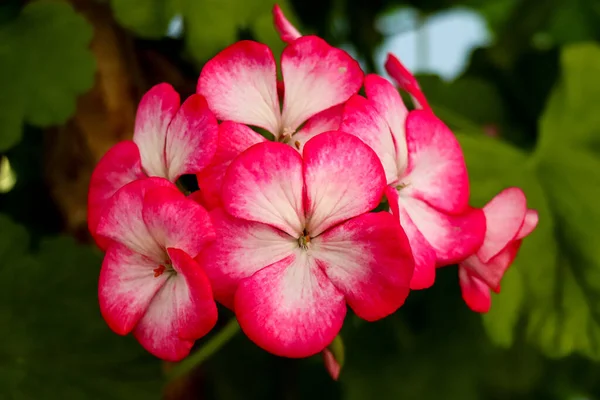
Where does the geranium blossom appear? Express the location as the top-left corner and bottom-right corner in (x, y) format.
(459, 187), (538, 312)
(88, 83), (218, 247)
(195, 11), (360, 209)
(198, 132), (414, 357)
(340, 74), (485, 289)
(96, 177), (217, 361)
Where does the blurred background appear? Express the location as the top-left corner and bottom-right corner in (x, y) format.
(1, 0), (599, 398)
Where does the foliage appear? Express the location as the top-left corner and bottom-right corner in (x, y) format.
(0, 215), (163, 399)
(0, 1), (95, 151)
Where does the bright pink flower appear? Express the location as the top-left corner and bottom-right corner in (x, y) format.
(340, 74), (485, 290)
(195, 25), (358, 209)
(459, 187), (538, 313)
(384, 53), (431, 111)
(95, 177), (218, 361)
(198, 132), (414, 358)
(88, 83), (218, 248)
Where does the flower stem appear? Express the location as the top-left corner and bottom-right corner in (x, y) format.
(167, 318), (240, 381)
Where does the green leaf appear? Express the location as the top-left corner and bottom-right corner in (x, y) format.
(0, 1), (95, 151)
(110, 0), (177, 38)
(417, 75), (506, 127)
(538, 42), (600, 154)
(529, 149), (600, 360)
(0, 218), (163, 398)
(457, 133), (558, 348)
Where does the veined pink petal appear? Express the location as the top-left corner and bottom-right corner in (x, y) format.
(459, 267), (491, 313)
(312, 212), (414, 321)
(234, 252), (346, 358)
(164, 94), (218, 181)
(292, 105), (343, 152)
(303, 132), (386, 237)
(99, 243), (170, 335)
(133, 249), (217, 362)
(166, 248), (218, 341)
(384, 54), (431, 111)
(222, 142), (305, 237)
(478, 187), (527, 263)
(281, 36), (363, 133)
(198, 41), (280, 134)
(196, 121), (266, 209)
(462, 243), (519, 293)
(402, 110), (469, 214)
(340, 95), (399, 184)
(134, 83), (180, 177)
(188, 190), (208, 209)
(364, 74), (409, 172)
(516, 209), (539, 239)
(401, 196), (486, 265)
(198, 209), (297, 308)
(96, 178), (174, 261)
(273, 4), (302, 44)
(142, 186), (215, 259)
(387, 186), (436, 289)
(88, 140), (145, 250)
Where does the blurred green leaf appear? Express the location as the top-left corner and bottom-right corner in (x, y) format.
(538, 42), (600, 153)
(0, 217), (163, 399)
(108, 0), (299, 62)
(110, 0), (177, 37)
(457, 133), (558, 349)
(529, 149), (600, 360)
(0, 1), (95, 152)
(418, 74), (506, 127)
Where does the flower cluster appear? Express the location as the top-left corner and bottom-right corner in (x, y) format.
(88, 5), (538, 361)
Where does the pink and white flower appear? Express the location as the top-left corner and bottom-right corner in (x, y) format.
(96, 177), (218, 361)
(340, 74), (486, 290)
(198, 132), (414, 358)
(88, 83), (218, 247)
(459, 187), (538, 313)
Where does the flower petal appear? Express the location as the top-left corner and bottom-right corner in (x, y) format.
(198, 209), (297, 308)
(478, 187), (527, 263)
(462, 243), (520, 293)
(99, 243), (169, 335)
(400, 196), (486, 265)
(234, 251), (346, 358)
(340, 95), (399, 184)
(222, 142), (305, 236)
(164, 94), (218, 181)
(364, 74), (409, 172)
(273, 4), (302, 44)
(196, 121), (266, 209)
(281, 36), (363, 133)
(198, 41), (280, 134)
(516, 209), (539, 239)
(133, 250), (218, 362)
(133, 83), (180, 177)
(459, 267), (492, 313)
(386, 187), (436, 289)
(88, 140), (145, 249)
(96, 177), (175, 261)
(166, 247), (218, 341)
(142, 186), (215, 259)
(312, 212), (414, 321)
(292, 104), (343, 152)
(303, 132), (386, 237)
(384, 54), (431, 111)
(402, 110), (469, 213)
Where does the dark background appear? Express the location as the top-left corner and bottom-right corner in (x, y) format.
(1, 0), (599, 398)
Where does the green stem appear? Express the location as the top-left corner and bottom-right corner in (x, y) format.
(167, 318), (240, 381)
